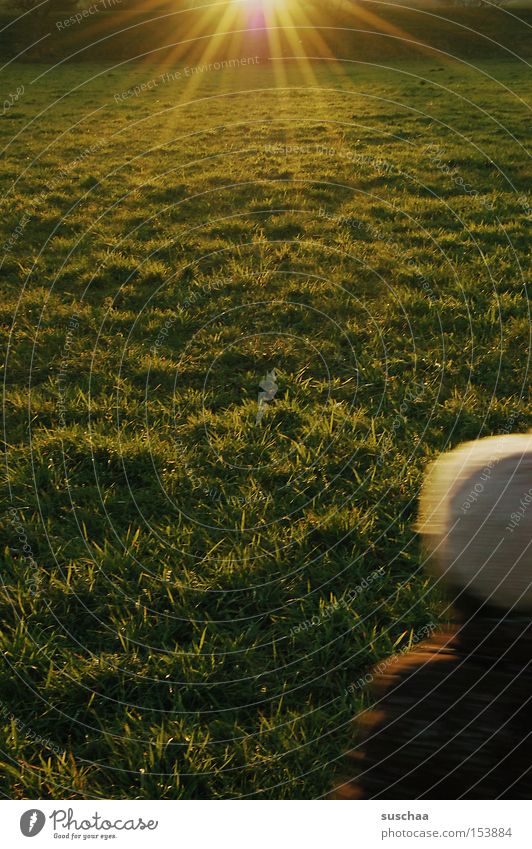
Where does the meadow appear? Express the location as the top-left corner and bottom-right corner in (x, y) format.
(1, 48), (531, 797)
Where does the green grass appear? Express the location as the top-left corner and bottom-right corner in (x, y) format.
(1, 56), (530, 798)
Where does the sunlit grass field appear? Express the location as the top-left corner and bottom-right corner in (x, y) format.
(1, 57), (530, 798)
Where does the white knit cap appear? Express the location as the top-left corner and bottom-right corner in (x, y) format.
(418, 434), (532, 612)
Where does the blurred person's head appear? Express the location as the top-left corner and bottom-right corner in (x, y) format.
(417, 433), (532, 616)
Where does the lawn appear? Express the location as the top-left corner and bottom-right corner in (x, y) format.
(1, 54), (530, 798)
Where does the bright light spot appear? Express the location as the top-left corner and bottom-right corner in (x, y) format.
(237, 0), (289, 9)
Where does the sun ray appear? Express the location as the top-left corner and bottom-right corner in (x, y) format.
(175, 1), (244, 104)
(149, 2), (245, 148)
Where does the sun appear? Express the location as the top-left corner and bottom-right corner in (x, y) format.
(239, 0), (290, 7)
(237, 0), (295, 19)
